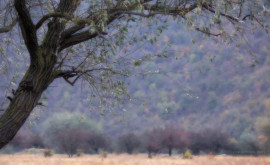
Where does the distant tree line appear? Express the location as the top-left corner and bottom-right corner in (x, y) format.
(1, 112), (269, 157)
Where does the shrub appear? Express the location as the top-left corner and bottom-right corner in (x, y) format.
(101, 151), (108, 158)
(76, 149), (83, 157)
(0, 146), (15, 154)
(44, 149), (53, 157)
(24, 148), (38, 154)
(237, 133), (260, 155)
(183, 149), (192, 159)
(9, 130), (44, 150)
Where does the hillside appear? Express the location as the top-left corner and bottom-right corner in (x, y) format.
(1, 22), (270, 140)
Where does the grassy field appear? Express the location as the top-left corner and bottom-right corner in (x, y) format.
(0, 154), (270, 165)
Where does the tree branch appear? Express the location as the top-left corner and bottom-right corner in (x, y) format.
(56, 68), (116, 79)
(142, 3), (197, 16)
(60, 0), (153, 40)
(202, 4), (241, 22)
(37, 102), (46, 107)
(60, 16), (105, 40)
(35, 13), (72, 30)
(60, 20), (88, 39)
(58, 68), (105, 86)
(63, 75), (82, 86)
(0, 18), (18, 33)
(59, 31), (99, 51)
(59, 1), (264, 51)
(242, 14), (268, 33)
(60, 3), (198, 51)
(203, 4), (268, 33)
(41, 0), (82, 52)
(195, 27), (223, 37)
(14, 0), (38, 60)
(59, 13), (116, 51)
(55, 67), (122, 86)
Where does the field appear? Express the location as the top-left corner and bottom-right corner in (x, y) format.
(0, 154), (270, 165)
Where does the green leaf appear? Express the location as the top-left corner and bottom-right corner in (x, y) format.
(134, 60), (142, 66)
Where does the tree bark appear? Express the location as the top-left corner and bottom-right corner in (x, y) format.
(0, 49), (56, 149)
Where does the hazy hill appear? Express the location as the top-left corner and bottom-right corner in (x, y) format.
(1, 22), (270, 139)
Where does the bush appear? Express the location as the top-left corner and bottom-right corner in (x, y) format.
(23, 148), (39, 154)
(257, 116), (270, 151)
(44, 149), (53, 157)
(101, 151), (108, 158)
(8, 130), (44, 151)
(0, 146), (15, 154)
(76, 149), (83, 157)
(183, 149), (192, 159)
(237, 133), (260, 155)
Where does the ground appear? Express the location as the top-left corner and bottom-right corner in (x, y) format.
(0, 154), (269, 165)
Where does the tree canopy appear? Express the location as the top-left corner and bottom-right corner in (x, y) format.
(0, 0), (269, 149)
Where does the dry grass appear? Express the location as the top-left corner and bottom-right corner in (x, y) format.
(0, 153), (270, 165)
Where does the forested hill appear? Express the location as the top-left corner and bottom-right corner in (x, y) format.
(42, 23), (270, 138)
(1, 23), (270, 139)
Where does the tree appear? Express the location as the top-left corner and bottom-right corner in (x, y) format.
(160, 125), (188, 156)
(256, 99), (270, 152)
(117, 133), (141, 154)
(7, 129), (44, 151)
(237, 132), (260, 155)
(142, 128), (162, 158)
(189, 128), (232, 154)
(86, 133), (109, 153)
(0, 0), (269, 149)
(42, 112), (102, 157)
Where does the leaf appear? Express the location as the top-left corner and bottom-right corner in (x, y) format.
(134, 60), (142, 66)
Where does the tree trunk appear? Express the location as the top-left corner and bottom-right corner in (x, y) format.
(148, 150), (152, 158)
(0, 0), (84, 150)
(169, 147), (172, 156)
(0, 50), (56, 149)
